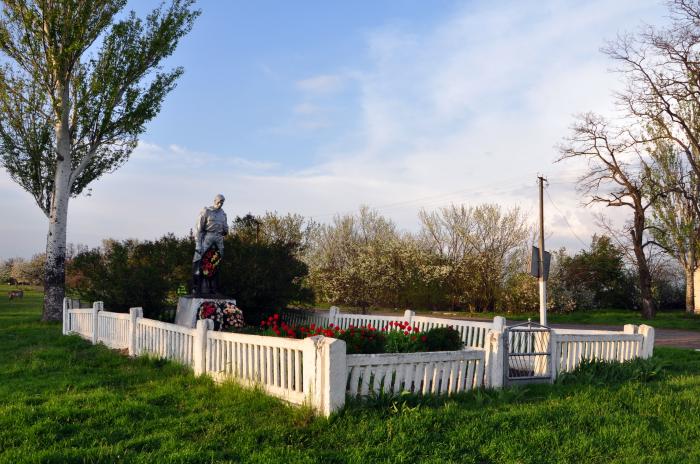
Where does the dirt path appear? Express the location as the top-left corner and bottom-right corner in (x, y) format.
(370, 311), (700, 350)
(546, 323), (700, 350)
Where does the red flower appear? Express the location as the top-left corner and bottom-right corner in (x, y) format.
(421, 336), (427, 342)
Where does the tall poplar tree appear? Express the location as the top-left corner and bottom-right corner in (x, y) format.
(0, 1), (199, 320)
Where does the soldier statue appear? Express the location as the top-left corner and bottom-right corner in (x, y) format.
(192, 194), (228, 295)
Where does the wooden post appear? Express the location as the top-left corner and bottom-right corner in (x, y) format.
(403, 310), (415, 326)
(549, 333), (559, 382)
(301, 335), (347, 416)
(484, 330), (504, 389)
(538, 175), (548, 326)
(329, 306), (339, 326)
(91, 302), (101, 345)
(638, 325), (655, 359)
(193, 319), (211, 376)
(317, 337), (346, 416)
(492, 316), (506, 332)
(128, 307), (143, 357)
(62, 297), (70, 335)
(302, 336), (319, 409)
(623, 324), (637, 334)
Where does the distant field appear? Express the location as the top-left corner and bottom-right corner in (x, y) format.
(340, 305), (700, 332)
(3, 286), (700, 463)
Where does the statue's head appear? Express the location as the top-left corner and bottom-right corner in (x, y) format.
(213, 194), (225, 210)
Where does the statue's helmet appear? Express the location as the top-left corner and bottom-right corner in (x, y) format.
(214, 194), (225, 205)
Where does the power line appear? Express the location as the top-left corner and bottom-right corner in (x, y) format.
(306, 174), (541, 219)
(544, 186), (589, 249)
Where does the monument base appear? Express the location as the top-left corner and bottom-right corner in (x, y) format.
(175, 296), (236, 328)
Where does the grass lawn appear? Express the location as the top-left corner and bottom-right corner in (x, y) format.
(507, 308), (700, 330)
(3, 286), (700, 463)
(356, 305), (700, 332)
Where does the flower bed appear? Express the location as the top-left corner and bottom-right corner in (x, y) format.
(258, 314), (463, 354)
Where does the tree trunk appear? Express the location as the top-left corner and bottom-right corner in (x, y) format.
(636, 251), (655, 319)
(631, 211), (656, 320)
(685, 264), (695, 314)
(43, 85), (72, 322)
(43, 188), (69, 321)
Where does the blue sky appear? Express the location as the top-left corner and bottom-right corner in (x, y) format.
(0, 0), (667, 259)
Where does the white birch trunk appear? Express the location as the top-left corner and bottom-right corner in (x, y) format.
(43, 85), (72, 322)
(685, 264), (695, 314)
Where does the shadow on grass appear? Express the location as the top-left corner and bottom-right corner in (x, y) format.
(338, 349), (686, 419)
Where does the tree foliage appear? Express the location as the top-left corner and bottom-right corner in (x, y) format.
(0, 0), (199, 215)
(0, 0), (199, 321)
(67, 231), (312, 321)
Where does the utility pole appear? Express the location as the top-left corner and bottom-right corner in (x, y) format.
(538, 176), (547, 325)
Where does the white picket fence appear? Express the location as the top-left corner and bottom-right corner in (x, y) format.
(135, 316), (197, 366)
(97, 310), (131, 349)
(281, 308), (330, 328)
(551, 325), (653, 375)
(206, 331), (311, 404)
(63, 299), (655, 416)
(281, 307), (505, 349)
(346, 349), (485, 397)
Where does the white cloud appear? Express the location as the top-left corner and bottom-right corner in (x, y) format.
(0, 0), (666, 258)
(293, 102), (321, 115)
(296, 74), (345, 94)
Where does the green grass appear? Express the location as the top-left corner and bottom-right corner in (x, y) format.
(508, 308), (700, 330)
(362, 306), (700, 331)
(3, 285), (700, 463)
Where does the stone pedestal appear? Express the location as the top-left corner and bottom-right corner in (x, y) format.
(175, 296), (236, 328)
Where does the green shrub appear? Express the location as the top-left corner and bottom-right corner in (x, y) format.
(67, 233), (312, 322)
(418, 327), (463, 352)
(67, 235), (191, 319)
(218, 236), (313, 323)
(335, 327), (387, 354)
(384, 329), (420, 353)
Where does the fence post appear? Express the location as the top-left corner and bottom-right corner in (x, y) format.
(492, 316), (506, 332)
(549, 333), (559, 382)
(329, 306), (339, 326)
(193, 319), (211, 376)
(403, 310), (415, 326)
(623, 324), (637, 334)
(484, 330), (504, 389)
(638, 325), (655, 359)
(302, 336), (319, 410)
(91, 302), (101, 345)
(62, 297), (70, 335)
(315, 336), (346, 416)
(128, 307), (143, 357)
